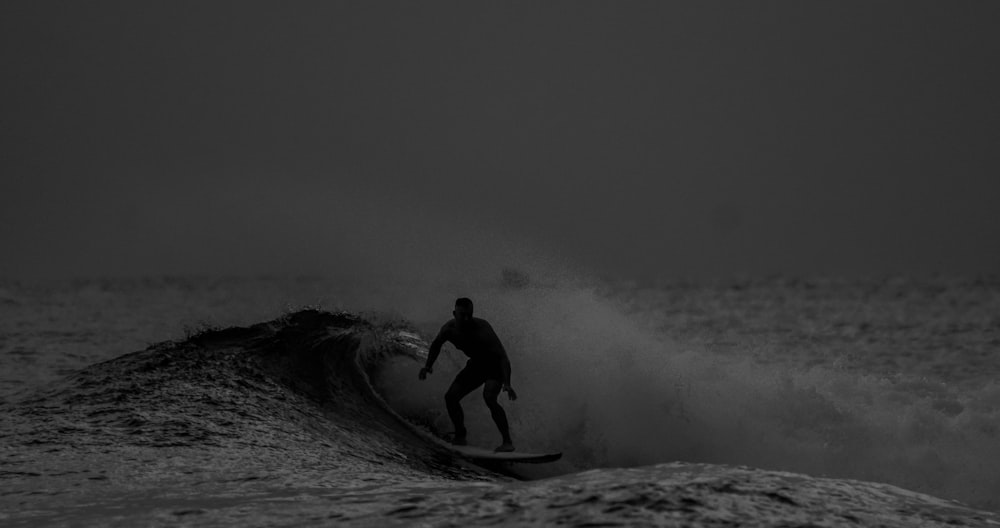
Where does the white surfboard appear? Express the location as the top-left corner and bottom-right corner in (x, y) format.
(448, 444), (562, 463)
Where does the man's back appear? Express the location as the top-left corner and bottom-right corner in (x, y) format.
(434, 317), (504, 361)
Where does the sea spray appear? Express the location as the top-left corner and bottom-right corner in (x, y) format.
(374, 278), (1000, 511)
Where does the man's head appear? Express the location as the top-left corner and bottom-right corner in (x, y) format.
(453, 297), (474, 325)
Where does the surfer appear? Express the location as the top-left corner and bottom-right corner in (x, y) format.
(419, 298), (518, 452)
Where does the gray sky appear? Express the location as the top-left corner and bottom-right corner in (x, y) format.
(2, 1), (999, 281)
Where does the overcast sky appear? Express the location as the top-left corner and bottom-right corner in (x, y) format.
(2, 1), (999, 281)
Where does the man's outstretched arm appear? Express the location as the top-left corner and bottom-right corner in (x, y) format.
(501, 354), (512, 386)
(419, 326), (448, 380)
(487, 323), (517, 400)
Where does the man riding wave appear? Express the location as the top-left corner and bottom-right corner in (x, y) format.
(419, 297), (517, 452)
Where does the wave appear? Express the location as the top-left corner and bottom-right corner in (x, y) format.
(4, 310), (498, 485)
(4, 307), (999, 525)
(13, 301), (998, 509)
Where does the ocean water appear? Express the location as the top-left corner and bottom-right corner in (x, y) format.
(1, 274), (999, 526)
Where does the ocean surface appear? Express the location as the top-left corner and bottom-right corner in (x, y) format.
(2, 274), (999, 526)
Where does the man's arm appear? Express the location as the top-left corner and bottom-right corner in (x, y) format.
(485, 321), (517, 400)
(501, 353), (512, 386)
(419, 324), (449, 380)
(493, 332), (511, 386)
(498, 348), (517, 400)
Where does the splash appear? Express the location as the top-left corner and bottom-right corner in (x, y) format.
(374, 276), (1000, 512)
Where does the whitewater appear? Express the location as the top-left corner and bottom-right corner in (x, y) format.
(1, 274), (998, 526)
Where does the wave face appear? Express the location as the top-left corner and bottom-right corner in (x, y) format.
(2, 305), (999, 526)
(2, 311), (495, 498)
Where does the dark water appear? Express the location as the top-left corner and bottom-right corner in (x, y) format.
(1, 276), (998, 526)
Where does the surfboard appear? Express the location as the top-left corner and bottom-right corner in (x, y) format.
(447, 444), (562, 464)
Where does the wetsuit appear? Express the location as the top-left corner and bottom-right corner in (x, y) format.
(424, 314), (515, 449)
(427, 317), (510, 388)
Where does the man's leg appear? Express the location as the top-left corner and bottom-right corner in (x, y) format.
(444, 371), (481, 445)
(483, 380), (513, 451)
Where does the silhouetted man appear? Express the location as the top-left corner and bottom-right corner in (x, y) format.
(419, 298), (517, 452)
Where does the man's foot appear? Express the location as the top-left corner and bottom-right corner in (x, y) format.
(494, 442), (515, 453)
